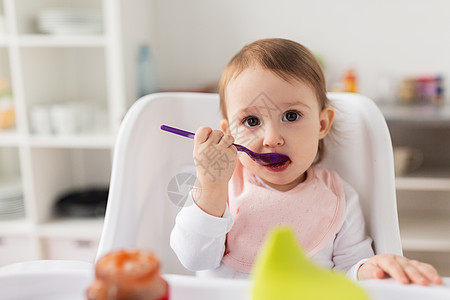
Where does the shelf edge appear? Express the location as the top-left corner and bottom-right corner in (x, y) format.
(16, 35), (107, 47)
(396, 177), (450, 191)
(27, 134), (115, 149)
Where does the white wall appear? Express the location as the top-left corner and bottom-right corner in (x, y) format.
(151, 0), (450, 103)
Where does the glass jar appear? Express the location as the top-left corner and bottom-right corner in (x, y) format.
(86, 249), (169, 300)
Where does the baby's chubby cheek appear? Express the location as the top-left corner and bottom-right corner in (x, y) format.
(235, 134), (261, 150)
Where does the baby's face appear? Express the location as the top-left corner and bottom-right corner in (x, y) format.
(222, 66), (333, 192)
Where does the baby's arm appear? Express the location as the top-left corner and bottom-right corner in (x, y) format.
(170, 193), (233, 271)
(357, 254), (442, 285)
(170, 127), (237, 271)
(331, 180), (374, 279)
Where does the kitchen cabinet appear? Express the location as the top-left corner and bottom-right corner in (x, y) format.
(0, 0), (152, 266)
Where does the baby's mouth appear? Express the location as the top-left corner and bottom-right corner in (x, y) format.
(264, 159), (291, 171)
(256, 152), (290, 166)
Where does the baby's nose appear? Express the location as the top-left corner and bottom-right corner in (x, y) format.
(262, 127), (284, 148)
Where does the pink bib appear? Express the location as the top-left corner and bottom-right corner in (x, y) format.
(222, 164), (346, 273)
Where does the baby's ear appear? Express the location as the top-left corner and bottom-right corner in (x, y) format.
(318, 106), (335, 139)
(220, 119), (230, 134)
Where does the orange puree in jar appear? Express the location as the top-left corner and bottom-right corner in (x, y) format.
(86, 249), (169, 300)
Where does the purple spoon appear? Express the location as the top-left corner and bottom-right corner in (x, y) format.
(160, 125), (290, 166)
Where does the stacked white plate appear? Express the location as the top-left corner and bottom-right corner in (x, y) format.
(0, 179), (24, 220)
(37, 8), (103, 35)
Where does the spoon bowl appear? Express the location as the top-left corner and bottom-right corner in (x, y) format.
(160, 125), (290, 166)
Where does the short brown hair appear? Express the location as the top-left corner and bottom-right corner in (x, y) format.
(219, 38), (329, 119)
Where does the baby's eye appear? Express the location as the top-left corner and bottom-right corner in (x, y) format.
(282, 110), (301, 122)
(242, 116), (261, 127)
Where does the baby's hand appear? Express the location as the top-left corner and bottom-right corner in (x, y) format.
(193, 127), (237, 186)
(358, 254), (443, 285)
(192, 127), (237, 217)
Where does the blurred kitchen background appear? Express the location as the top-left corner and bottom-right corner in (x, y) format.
(0, 0), (449, 275)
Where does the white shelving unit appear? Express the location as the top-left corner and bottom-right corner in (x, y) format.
(0, 0), (153, 266)
(381, 103), (450, 276)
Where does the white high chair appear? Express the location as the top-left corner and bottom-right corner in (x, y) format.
(96, 92), (402, 275)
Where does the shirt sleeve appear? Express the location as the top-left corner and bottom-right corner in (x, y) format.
(332, 179), (374, 280)
(170, 191), (233, 271)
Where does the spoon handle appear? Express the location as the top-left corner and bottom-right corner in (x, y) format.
(161, 124), (247, 153)
(161, 125), (195, 139)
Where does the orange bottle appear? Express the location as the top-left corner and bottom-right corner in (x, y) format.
(343, 69), (358, 93)
(86, 249), (169, 300)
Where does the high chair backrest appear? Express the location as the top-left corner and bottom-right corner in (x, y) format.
(96, 92), (402, 274)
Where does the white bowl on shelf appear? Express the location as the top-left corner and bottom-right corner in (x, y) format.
(30, 104), (52, 134)
(0, 178), (22, 198)
(37, 8), (103, 35)
(0, 178), (24, 220)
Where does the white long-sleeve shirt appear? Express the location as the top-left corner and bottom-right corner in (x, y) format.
(170, 178), (373, 280)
